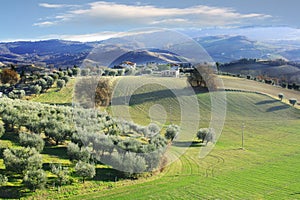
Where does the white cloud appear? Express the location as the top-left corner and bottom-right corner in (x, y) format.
(39, 3), (79, 9)
(35, 1), (272, 28)
(43, 30), (162, 42)
(33, 21), (57, 27)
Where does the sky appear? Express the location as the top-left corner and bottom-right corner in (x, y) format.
(0, 0), (299, 42)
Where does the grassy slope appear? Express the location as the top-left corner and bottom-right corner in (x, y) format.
(27, 76), (300, 199)
(29, 78), (76, 105)
(221, 75), (300, 108)
(68, 77), (300, 200)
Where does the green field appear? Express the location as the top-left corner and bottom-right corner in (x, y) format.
(2, 76), (300, 199)
(29, 78), (76, 105)
(70, 77), (300, 199)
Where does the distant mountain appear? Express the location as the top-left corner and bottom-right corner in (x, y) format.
(194, 35), (285, 62)
(0, 39), (94, 67)
(109, 49), (185, 67)
(1, 31), (300, 67)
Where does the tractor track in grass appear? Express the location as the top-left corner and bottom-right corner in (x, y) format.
(205, 154), (225, 177)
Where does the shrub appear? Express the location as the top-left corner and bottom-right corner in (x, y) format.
(19, 132), (45, 152)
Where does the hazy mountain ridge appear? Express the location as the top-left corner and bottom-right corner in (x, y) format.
(1, 30), (300, 66)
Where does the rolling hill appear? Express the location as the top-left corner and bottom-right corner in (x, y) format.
(194, 35), (284, 62)
(25, 76), (300, 199)
(220, 61), (300, 84)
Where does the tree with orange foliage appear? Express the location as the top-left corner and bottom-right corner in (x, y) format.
(0, 68), (20, 84)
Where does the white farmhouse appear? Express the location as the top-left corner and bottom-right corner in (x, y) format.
(161, 69), (179, 78)
(119, 61), (136, 69)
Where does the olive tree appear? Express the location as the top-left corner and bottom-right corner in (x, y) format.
(0, 174), (8, 186)
(107, 152), (147, 177)
(67, 142), (91, 162)
(80, 69), (90, 76)
(44, 121), (73, 145)
(0, 123), (4, 138)
(165, 125), (179, 141)
(23, 169), (47, 191)
(56, 79), (65, 90)
(289, 98), (297, 106)
(61, 76), (70, 84)
(75, 161), (96, 183)
(197, 128), (215, 144)
(31, 85), (42, 95)
(147, 123), (160, 137)
(19, 132), (45, 152)
(72, 67), (80, 76)
(51, 163), (70, 187)
(278, 93), (284, 101)
(3, 147), (43, 174)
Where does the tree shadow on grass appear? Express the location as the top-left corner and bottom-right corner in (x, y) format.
(290, 192), (300, 196)
(0, 185), (30, 199)
(42, 146), (69, 160)
(112, 87), (209, 107)
(266, 105), (290, 112)
(255, 99), (278, 105)
(93, 168), (126, 182)
(47, 102), (72, 106)
(1, 131), (19, 144)
(172, 141), (206, 148)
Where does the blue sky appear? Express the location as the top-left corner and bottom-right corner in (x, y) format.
(0, 0), (299, 41)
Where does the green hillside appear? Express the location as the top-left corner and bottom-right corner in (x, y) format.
(83, 77), (299, 199)
(10, 76), (300, 199)
(29, 78), (76, 105)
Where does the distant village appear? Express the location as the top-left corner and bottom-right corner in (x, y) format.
(113, 61), (193, 78)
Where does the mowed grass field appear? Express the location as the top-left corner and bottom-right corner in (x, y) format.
(29, 78), (76, 105)
(69, 76), (300, 200)
(28, 76), (300, 199)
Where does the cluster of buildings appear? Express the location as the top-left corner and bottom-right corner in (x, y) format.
(114, 61), (192, 78)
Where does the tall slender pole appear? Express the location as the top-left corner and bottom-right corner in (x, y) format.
(242, 123), (245, 149)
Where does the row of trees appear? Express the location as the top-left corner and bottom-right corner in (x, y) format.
(278, 93), (298, 106)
